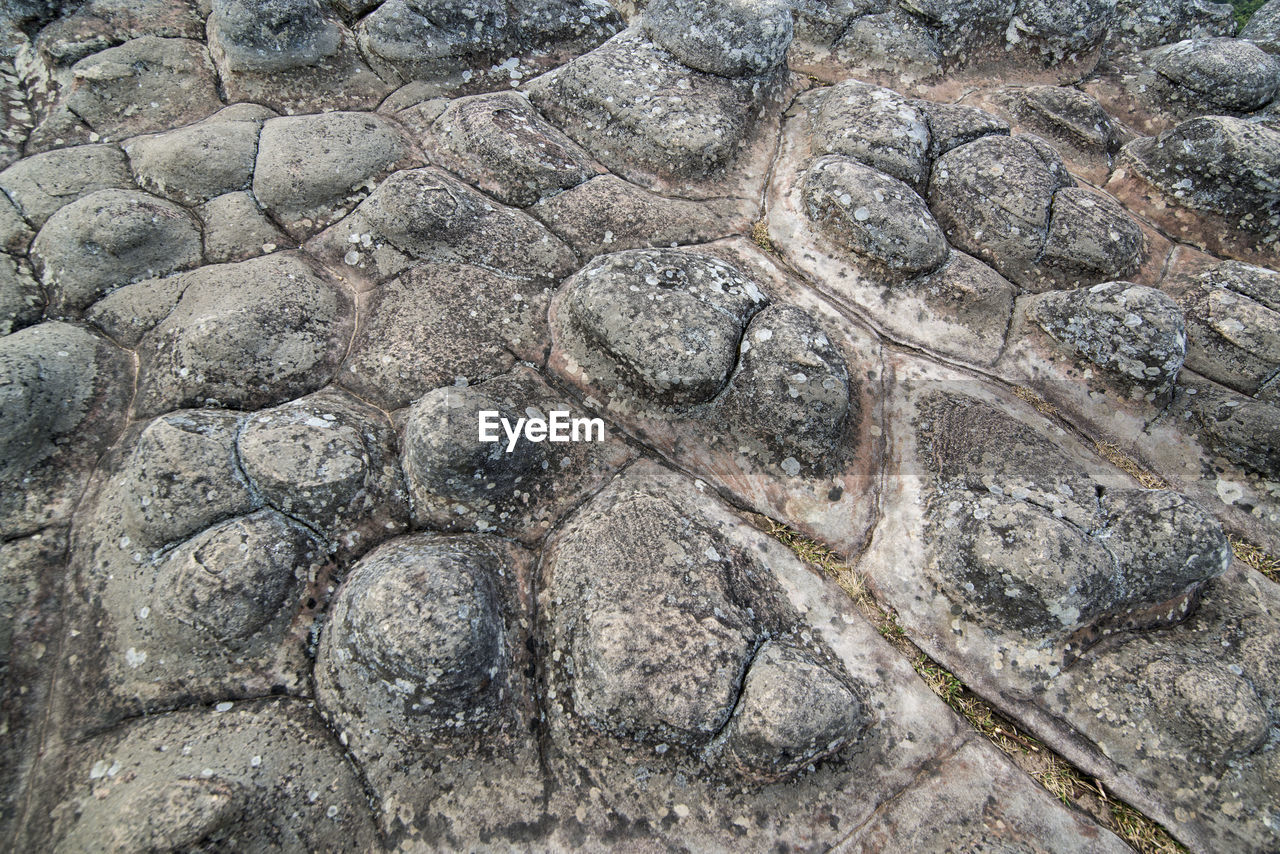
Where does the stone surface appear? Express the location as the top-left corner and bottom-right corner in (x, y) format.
(0, 143), (135, 228)
(30, 189), (203, 316)
(641, 0), (794, 77)
(340, 261), (550, 410)
(253, 111), (421, 238)
(133, 252), (354, 416)
(124, 104), (272, 205)
(7, 4), (1280, 853)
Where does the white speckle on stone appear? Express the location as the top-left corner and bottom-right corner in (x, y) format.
(125, 647), (146, 668)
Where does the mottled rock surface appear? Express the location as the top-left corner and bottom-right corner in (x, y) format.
(4, 2), (1280, 853)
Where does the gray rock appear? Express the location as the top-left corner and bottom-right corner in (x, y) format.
(115, 409), (258, 550)
(1105, 0), (1236, 55)
(895, 250), (1018, 364)
(802, 155), (949, 275)
(339, 262), (550, 410)
(1008, 0), (1116, 60)
(60, 37), (222, 139)
(1154, 37), (1280, 112)
(237, 389), (410, 560)
(832, 11), (943, 80)
(316, 534), (529, 737)
(356, 0), (505, 85)
(33, 0), (205, 67)
(0, 255), (42, 336)
(919, 393), (1229, 645)
(1118, 115), (1280, 237)
(152, 509), (321, 650)
(0, 144), (134, 228)
(525, 28), (783, 183)
(1027, 281), (1187, 395)
(0, 194), (34, 255)
(1175, 261), (1280, 395)
(897, 0), (1014, 58)
(426, 91), (603, 207)
(253, 111), (420, 238)
(134, 252), (354, 416)
(30, 188), (203, 316)
(306, 166), (578, 286)
(206, 0), (341, 72)
(718, 640), (867, 782)
(807, 80), (932, 191)
(1001, 85), (1126, 161)
(1242, 0), (1280, 51)
(528, 174), (741, 256)
(0, 322), (131, 537)
(641, 0), (794, 76)
(83, 272), (190, 349)
(211, 8), (389, 112)
(197, 191), (290, 264)
(1171, 378), (1280, 477)
(401, 366), (633, 542)
(713, 303), (853, 467)
(555, 248), (767, 408)
(1039, 188), (1145, 288)
(917, 100), (1010, 159)
(928, 134), (1074, 290)
(42, 702), (379, 853)
(124, 105), (273, 206)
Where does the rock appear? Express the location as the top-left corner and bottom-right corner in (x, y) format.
(253, 112), (420, 239)
(554, 248), (767, 409)
(115, 410), (258, 550)
(1039, 188), (1145, 288)
(831, 11), (943, 81)
(1154, 37), (1280, 113)
(718, 641), (866, 782)
(357, 0), (621, 91)
(197, 192), (291, 264)
(152, 510), (321, 650)
(546, 481), (758, 746)
(124, 105), (273, 206)
(896, 0), (1013, 58)
(1116, 116), (1280, 241)
(918, 393), (1230, 645)
(713, 303), (854, 466)
(0, 322), (131, 537)
(841, 741), (1132, 853)
(1243, 0), (1280, 52)
(1170, 379), (1280, 477)
(525, 29), (783, 185)
(60, 37), (222, 139)
(237, 390), (409, 559)
(83, 272), (191, 349)
(400, 367), (633, 542)
(0, 255), (42, 336)
(1008, 0), (1116, 61)
(210, 3), (389, 113)
(529, 174), (741, 257)
(0, 194), (34, 255)
(917, 100), (1009, 159)
(29, 189), (203, 316)
(1105, 0), (1236, 55)
(339, 262), (550, 410)
(641, 0), (793, 76)
(928, 134), (1073, 290)
(42, 703), (379, 852)
(0, 144), (134, 228)
(206, 0), (342, 72)
(306, 167), (577, 287)
(1173, 261), (1280, 395)
(891, 250), (1017, 364)
(426, 91), (603, 207)
(807, 81), (932, 191)
(1027, 282), (1187, 395)
(33, 0), (205, 67)
(316, 534), (529, 736)
(133, 253), (353, 416)
(977, 85), (1126, 178)
(802, 155), (949, 275)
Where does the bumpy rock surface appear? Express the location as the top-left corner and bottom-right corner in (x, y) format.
(5, 1), (1280, 853)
